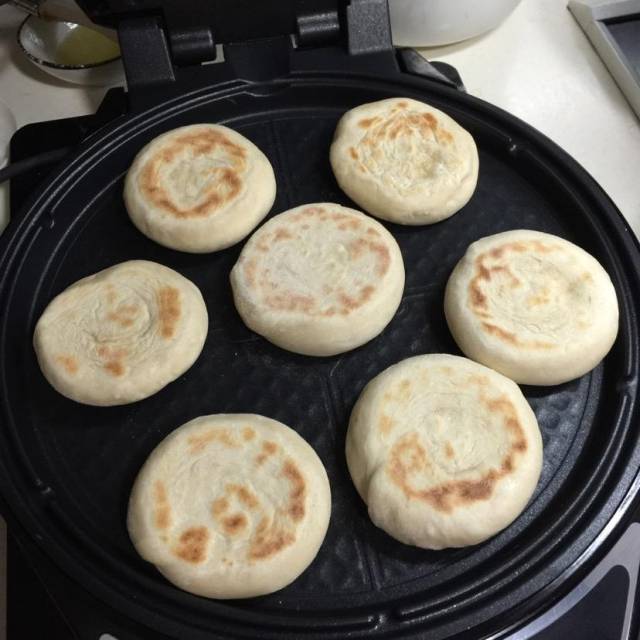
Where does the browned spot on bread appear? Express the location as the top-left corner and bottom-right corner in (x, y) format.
(282, 458), (306, 522)
(212, 485), (259, 530)
(489, 241), (528, 259)
(467, 374), (489, 387)
(107, 304), (139, 328)
(531, 240), (556, 253)
(157, 287), (180, 339)
(349, 147), (358, 160)
(389, 123), (405, 140)
(370, 241), (391, 277)
(138, 128), (246, 218)
(96, 345), (127, 377)
(348, 238), (367, 259)
(212, 497), (229, 516)
(483, 322), (518, 344)
(104, 360), (125, 377)
(265, 293), (315, 313)
(513, 438), (528, 452)
(338, 292), (356, 311)
(243, 258), (257, 287)
(387, 410), (527, 513)
(243, 426), (256, 441)
(388, 432), (429, 487)
(255, 440), (279, 466)
(358, 117), (378, 129)
(366, 227), (380, 237)
(482, 322), (553, 349)
(263, 441), (278, 455)
(154, 481), (171, 530)
(222, 513), (247, 535)
(188, 429), (238, 454)
(483, 396), (528, 451)
(581, 271), (593, 282)
(468, 256), (495, 310)
(56, 355), (78, 375)
(423, 112), (438, 128)
(96, 345), (123, 359)
(274, 228), (293, 242)
(248, 516), (295, 561)
(438, 129), (454, 144)
(457, 474), (496, 501)
(228, 484), (260, 510)
(338, 218), (362, 232)
(469, 283), (487, 309)
(470, 248), (558, 347)
(301, 206), (325, 217)
(379, 414), (395, 435)
(396, 101), (408, 108)
(173, 526), (209, 563)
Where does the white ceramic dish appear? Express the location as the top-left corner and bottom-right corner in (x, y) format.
(389, 0), (521, 47)
(17, 15), (124, 87)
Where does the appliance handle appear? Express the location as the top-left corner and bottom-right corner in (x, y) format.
(0, 147), (71, 185)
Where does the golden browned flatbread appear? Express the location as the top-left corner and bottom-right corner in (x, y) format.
(124, 124), (276, 253)
(330, 98), (478, 224)
(230, 203), (405, 356)
(33, 260), (208, 405)
(444, 230), (619, 384)
(346, 354), (543, 549)
(127, 414), (331, 598)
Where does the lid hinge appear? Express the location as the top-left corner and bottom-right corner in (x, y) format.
(296, 4), (341, 47)
(346, 0), (393, 55)
(295, 0), (393, 54)
(118, 16), (175, 88)
(169, 27), (216, 66)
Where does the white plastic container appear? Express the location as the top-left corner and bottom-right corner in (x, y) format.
(389, 0), (521, 47)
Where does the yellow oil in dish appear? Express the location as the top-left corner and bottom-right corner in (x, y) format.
(56, 25), (120, 66)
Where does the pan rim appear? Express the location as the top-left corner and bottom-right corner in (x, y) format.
(1, 73), (639, 639)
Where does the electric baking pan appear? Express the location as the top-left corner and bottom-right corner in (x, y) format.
(1, 2), (640, 638)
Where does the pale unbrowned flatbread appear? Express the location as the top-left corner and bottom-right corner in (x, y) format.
(444, 230), (619, 384)
(124, 124), (276, 253)
(230, 203), (405, 356)
(127, 414), (331, 599)
(33, 260), (208, 405)
(346, 354), (543, 549)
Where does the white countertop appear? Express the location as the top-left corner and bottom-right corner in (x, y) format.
(0, 0), (639, 637)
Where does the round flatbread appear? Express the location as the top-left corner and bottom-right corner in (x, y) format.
(127, 414), (331, 599)
(230, 203), (405, 356)
(124, 124), (276, 253)
(330, 97), (478, 225)
(34, 260), (208, 406)
(346, 354), (543, 550)
(444, 230), (619, 385)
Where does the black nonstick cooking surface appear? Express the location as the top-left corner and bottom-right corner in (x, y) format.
(1, 73), (640, 640)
